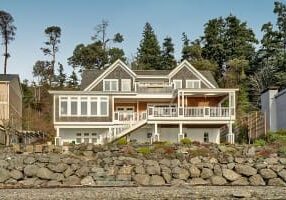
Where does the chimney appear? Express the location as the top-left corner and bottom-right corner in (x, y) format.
(261, 87), (278, 132)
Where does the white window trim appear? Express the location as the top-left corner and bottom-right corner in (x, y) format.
(59, 96), (109, 117)
(103, 79), (118, 92)
(75, 132), (99, 144)
(121, 79), (131, 92)
(186, 80), (201, 89)
(173, 79), (182, 89)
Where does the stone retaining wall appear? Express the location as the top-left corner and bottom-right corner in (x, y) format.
(0, 144), (286, 187)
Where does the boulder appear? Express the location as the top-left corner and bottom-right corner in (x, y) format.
(172, 167), (190, 180)
(24, 165), (39, 177)
(249, 174), (266, 186)
(222, 169), (241, 181)
(149, 175), (165, 185)
(18, 178), (37, 187)
(132, 174), (150, 185)
(260, 169), (277, 179)
(265, 157), (278, 165)
(268, 178), (286, 186)
(63, 175), (81, 186)
(10, 170), (23, 180)
(231, 177), (249, 186)
(48, 163), (68, 173)
(146, 165), (160, 175)
(46, 180), (62, 187)
(0, 168), (10, 183)
(189, 166), (200, 178)
(116, 174), (131, 181)
(162, 172), (172, 183)
(134, 165), (145, 174)
(189, 178), (209, 185)
(50, 173), (65, 182)
(81, 176), (95, 186)
(36, 167), (53, 180)
(75, 166), (89, 177)
(24, 157), (36, 165)
(200, 168), (213, 179)
(213, 165), (222, 176)
(190, 157), (201, 164)
(0, 160), (9, 168)
(235, 164), (257, 176)
(210, 176), (227, 185)
(159, 159), (171, 167)
(118, 165), (133, 175)
(278, 169), (286, 182)
(232, 191), (252, 198)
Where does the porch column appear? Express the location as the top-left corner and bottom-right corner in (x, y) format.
(227, 122), (235, 144)
(178, 123), (184, 142)
(54, 127), (61, 146)
(152, 123), (160, 143)
(182, 91), (185, 117)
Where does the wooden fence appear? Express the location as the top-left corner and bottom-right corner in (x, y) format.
(235, 111), (267, 142)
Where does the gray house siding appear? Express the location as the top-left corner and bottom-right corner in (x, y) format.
(261, 88), (286, 131)
(54, 95), (113, 122)
(170, 66), (209, 88)
(92, 65), (135, 92)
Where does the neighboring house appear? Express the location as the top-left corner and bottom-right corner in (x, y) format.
(261, 87), (286, 132)
(49, 60), (238, 146)
(0, 74), (23, 145)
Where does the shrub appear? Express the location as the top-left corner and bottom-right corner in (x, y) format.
(137, 146), (152, 155)
(180, 138), (192, 145)
(278, 146), (286, 157)
(117, 137), (127, 145)
(254, 139), (266, 147)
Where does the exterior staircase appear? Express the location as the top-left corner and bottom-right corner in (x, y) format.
(109, 119), (147, 143)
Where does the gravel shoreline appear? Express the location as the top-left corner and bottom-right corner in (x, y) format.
(0, 186), (286, 200)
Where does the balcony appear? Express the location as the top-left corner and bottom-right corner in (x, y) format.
(135, 82), (173, 94)
(147, 106), (235, 120)
(113, 106), (235, 123)
(113, 111), (147, 123)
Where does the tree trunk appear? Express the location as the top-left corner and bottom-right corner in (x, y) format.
(4, 39), (8, 75)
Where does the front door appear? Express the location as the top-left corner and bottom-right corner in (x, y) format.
(117, 107), (134, 121)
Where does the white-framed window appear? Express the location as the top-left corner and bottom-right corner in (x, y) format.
(76, 133), (82, 144)
(103, 79), (118, 91)
(90, 97), (98, 116)
(186, 80), (201, 89)
(204, 132), (209, 143)
(80, 97), (88, 116)
(121, 79), (131, 92)
(99, 97), (108, 116)
(60, 97), (68, 116)
(173, 80), (182, 89)
(70, 97), (78, 115)
(59, 96), (109, 117)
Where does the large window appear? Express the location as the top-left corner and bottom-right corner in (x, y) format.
(70, 97), (78, 115)
(121, 79), (131, 91)
(80, 97), (88, 115)
(103, 79), (118, 91)
(59, 96), (109, 117)
(186, 80), (201, 89)
(173, 80), (182, 89)
(60, 97), (68, 115)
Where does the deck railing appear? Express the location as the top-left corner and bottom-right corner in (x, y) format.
(148, 106), (234, 119)
(113, 111), (147, 122)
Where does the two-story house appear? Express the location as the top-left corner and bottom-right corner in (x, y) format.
(49, 60), (238, 145)
(0, 74), (23, 145)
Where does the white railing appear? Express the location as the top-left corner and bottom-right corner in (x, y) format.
(113, 111), (147, 122)
(148, 106), (234, 118)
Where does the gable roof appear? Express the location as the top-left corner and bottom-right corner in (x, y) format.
(80, 69), (105, 90)
(199, 71), (219, 88)
(0, 74), (20, 82)
(84, 59), (136, 91)
(169, 60), (217, 88)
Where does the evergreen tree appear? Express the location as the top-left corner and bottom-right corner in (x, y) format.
(56, 63), (66, 87)
(161, 36), (176, 69)
(136, 22), (162, 70)
(181, 32), (192, 61)
(68, 69), (79, 88)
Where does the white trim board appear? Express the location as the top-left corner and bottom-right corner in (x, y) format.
(84, 59), (136, 91)
(169, 60), (216, 89)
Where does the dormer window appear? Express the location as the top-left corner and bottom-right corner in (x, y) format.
(121, 79), (131, 91)
(173, 80), (182, 89)
(186, 80), (201, 89)
(103, 79), (118, 91)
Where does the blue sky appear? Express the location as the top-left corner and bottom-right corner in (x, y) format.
(0, 0), (282, 81)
